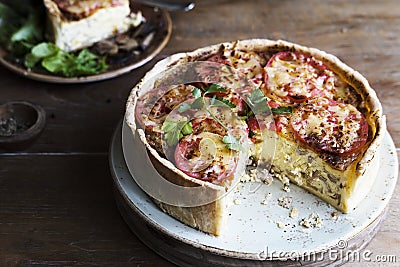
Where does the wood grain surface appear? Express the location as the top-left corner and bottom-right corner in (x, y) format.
(0, 0), (399, 266)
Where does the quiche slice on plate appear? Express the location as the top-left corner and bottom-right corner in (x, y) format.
(125, 39), (385, 236)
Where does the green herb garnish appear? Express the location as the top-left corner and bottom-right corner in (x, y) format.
(204, 83), (227, 94)
(25, 42), (108, 77)
(271, 106), (293, 114)
(177, 84), (244, 152)
(247, 89), (269, 114)
(222, 134), (243, 152)
(161, 120), (193, 146)
(192, 87), (203, 98)
(210, 95), (236, 108)
(246, 89), (292, 117)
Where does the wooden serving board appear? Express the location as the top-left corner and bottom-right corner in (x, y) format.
(109, 120), (398, 266)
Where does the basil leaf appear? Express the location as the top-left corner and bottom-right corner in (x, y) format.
(162, 120), (192, 146)
(31, 42), (59, 58)
(212, 96), (236, 108)
(41, 51), (72, 73)
(181, 121), (193, 135)
(205, 83), (227, 94)
(222, 134), (244, 152)
(24, 53), (40, 69)
(271, 106), (292, 114)
(226, 142), (244, 152)
(34, 46), (107, 77)
(164, 131), (181, 147)
(161, 120), (177, 132)
(11, 13), (42, 43)
(222, 134), (237, 144)
(191, 97), (205, 110)
(248, 89), (267, 104)
(192, 87), (202, 99)
(247, 89), (269, 114)
(0, 3), (21, 45)
(178, 103), (192, 113)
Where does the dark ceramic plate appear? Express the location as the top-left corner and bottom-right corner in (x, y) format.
(0, 3), (172, 84)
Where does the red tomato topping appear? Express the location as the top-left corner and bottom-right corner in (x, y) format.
(265, 52), (337, 103)
(174, 117), (240, 182)
(174, 133), (238, 182)
(291, 98), (368, 155)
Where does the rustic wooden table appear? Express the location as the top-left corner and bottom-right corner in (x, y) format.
(1, 0), (399, 266)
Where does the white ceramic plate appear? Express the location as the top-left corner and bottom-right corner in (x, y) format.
(0, 3), (171, 84)
(111, 120), (398, 263)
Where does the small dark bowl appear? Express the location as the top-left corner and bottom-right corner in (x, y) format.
(0, 101), (46, 151)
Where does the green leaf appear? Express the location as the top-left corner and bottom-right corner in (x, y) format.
(41, 51), (72, 73)
(181, 121), (193, 135)
(248, 89), (267, 104)
(205, 83), (227, 94)
(161, 120), (192, 146)
(0, 3), (21, 44)
(210, 95), (236, 108)
(0, 1), (45, 56)
(191, 97), (205, 110)
(222, 134), (237, 144)
(226, 142), (244, 152)
(192, 87), (202, 99)
(271, 106), (292, 114)
(32, 45), (108, 77)
(161, 120), (177, 132)
(31, 42), (59, 58)
(178, 103), (192, 113)
(222, 133), (244, 152)
(24, 52), (40, 69)
(11, 13), (42, 43)
(247, 89), (269, 114)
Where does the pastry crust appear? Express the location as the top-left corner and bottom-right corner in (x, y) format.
(125, 39), (385, 235)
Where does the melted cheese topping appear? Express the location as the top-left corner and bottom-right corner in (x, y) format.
(222, 50), (266, 87)
(179, 132), (238, 180)
(265, 53), (347, 104)
(292, 98), (364, 153)
(198, 132), (237, 172)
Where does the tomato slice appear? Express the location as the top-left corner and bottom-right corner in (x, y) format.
(174, 132), (238, 182)
(207, 50), (266, 88)
(265, 52), (337, 103)
(291, 98), (368, 155)
(135, 84), (194, 128)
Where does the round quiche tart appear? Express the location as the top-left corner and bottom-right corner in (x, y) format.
(125, 39), (385, 236)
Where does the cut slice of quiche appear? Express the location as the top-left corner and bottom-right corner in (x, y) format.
(125, 39), (385, 235)
(44, 0), (141, 52)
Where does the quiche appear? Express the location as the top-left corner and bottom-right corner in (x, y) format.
(44, 0), (142, 51)
(125, 39), (385, 236)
